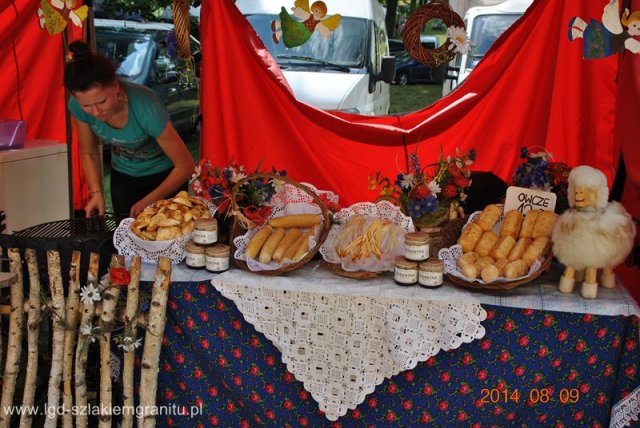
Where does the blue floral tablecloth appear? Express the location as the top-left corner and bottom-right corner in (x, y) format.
(149, 279), (640, 427)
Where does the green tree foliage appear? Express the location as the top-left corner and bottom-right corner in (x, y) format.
(99, 0), (172, 21)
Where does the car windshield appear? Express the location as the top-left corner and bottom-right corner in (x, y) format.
(96, 31), (155, 81)
(466, 13), (521, 70)
(245, 14), (368, 69)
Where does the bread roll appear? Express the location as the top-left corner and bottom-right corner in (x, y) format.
(476, 255), (496, 270)
(519, 210), (540, 238)
(500, 210), (524, 239)
(273, 228), (303, 263)
(259, 227), (286, 264)
(458, 222), (483, 253)
(532, 211), (558, 239)
(475, 231), (499, 257)
(504, 259), (528, 278)
(481, 264), (500, 283)
(457, 251), (479, 267)
(475, 204), (502, 231)
(508, 237), (532, 262)
(245, 226), (273, 259)
(460, 263), (478, 279)
(494, 258), (509, 276)
(490, 235), (516, 260)
(522, 236), (549, 267)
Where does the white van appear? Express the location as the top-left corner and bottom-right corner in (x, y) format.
(442, 0), (533, 97)
(235, 0), (395, 116)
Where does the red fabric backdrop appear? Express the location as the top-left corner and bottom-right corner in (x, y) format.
(0, 0), (84, 210)
(200, 0), (619, 206)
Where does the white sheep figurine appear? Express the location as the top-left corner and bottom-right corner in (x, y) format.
(552, 165), (636, 299)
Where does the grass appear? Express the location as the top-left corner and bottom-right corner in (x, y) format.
(102, 84), (441, 211)
(390, 83), (443, 115)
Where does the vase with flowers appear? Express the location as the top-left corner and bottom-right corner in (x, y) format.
(370, 147), (476, 230)
(511, 147), (571, 213)
(189, 160), (286, 241)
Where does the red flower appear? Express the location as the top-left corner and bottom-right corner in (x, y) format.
(454, 175), (470, 188)
(448, 163), (461, 177)
(243, 205), (273, 226)
(109, 267), (130, 286)
(442, 184), (458, 198)
(319, 193), (341, 212)
(209, 386), (218, 397)
(412, 184), (429, 199)
(438, 401), (448, 411)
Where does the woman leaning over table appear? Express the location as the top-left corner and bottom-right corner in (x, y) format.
(63, 41), (195, 218)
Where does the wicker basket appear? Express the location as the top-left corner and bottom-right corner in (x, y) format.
(229, 173), (330, 275)
(445, 250), (553, 291)
(322, 260), (384, 280)
(418, 217), (466, 257)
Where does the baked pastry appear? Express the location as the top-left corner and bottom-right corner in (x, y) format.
(475, 231), (499, 257)
(508, 237), (532, 262)
(457, 251), (479, 267)
(532, 211), (559, 239)
(475, 204), (502, 231)
(500, 210), (523, 239)
(519, 210), (540, 238)
(481, 264), (500, 283)
(490, 235), (516, 260)
(522, 236), (549, 267)
(458, 222), (483, 253)
(504, 259), (528, 278)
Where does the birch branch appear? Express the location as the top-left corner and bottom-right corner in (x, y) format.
(0, 249), (24, 428)
(140, 257), (172, 428)
(44, 250), (65, 428)
(62, 251), (81, 428)
(121, 256), (141, 428)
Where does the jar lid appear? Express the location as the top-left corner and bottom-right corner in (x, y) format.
(195, 217), (218, 231)
(419, 259), (444, 271)
(405, 232), (431, 245)
(206, 244), (230, 257)
(395, 256), (418, 269)
(184, 240), (206, 254)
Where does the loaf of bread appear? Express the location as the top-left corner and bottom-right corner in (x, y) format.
(519, 210), (540, 238)
(458, 222), (483, 253)
(475, 204), (502, 231)
(500, 210), (524, 239)
(490, 235), (516, 260)
(532, 211), (558, 239)
(475, 231), (499, 257)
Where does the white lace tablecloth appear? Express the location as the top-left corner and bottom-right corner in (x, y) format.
(211, 269), (486, 421)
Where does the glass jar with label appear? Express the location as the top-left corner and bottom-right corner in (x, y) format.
(193, 218), (218, 245)
(394, 256), (418, 286)
(205, 244), (230, 272)
(419, 259), (444, 288)
(184, 240), (206, 269)
(404, 232), (431, 261)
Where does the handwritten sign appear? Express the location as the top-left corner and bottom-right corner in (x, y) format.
(504, 186), (556, 214)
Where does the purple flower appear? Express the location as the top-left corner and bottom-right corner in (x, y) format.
(410, 153), (421, 174)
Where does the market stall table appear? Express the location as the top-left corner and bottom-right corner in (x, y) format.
(139, 262), (640, 427)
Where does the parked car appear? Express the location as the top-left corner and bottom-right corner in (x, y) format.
(394, 49), (447, 85)
(388, 38), (405, 55)
(94, 19), (201, 139)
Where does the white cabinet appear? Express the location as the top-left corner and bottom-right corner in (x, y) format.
(0, 140), (70, 234)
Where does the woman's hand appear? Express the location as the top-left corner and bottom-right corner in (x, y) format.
(85, 192), (105, 217)
(130, 197), (155, 218)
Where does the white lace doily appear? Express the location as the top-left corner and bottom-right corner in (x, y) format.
(113, 200), (216, 264)
(233, 183), (336, 272)
(611, 384), (640, 428)
(437, 206), (543, 284)
(320, 201), (415, 273)
(215, 282), (486, 421)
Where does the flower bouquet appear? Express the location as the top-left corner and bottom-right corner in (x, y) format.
(511, 147), (571, 213)
(190, 160), (286, 229)
(370, 147), (476, 229)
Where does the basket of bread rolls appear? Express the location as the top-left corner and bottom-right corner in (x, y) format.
(319, 200), (415, 279)
(438, 204), (557, 290)
(113, 191), (215, 263)
(229, 173), (332, 275)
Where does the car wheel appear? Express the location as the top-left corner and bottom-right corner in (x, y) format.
(397, 72), (409, 86)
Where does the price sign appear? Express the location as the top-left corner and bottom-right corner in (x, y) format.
(503, 186), (556, 214)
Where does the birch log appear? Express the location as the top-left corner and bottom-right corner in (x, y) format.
(62, 251), (81, 428)
(44, 251), (66, 428)
(98, 255), (124, 428)
(121, 256), (140, 428)
(140, 257), (172, 428)
(74, 253), (100, 428)
(0, 249), (24, 428)
(19, 249), (42, 428)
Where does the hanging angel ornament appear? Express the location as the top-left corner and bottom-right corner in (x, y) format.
(271, 0), (342, 48)
(38, 0), (89, 35)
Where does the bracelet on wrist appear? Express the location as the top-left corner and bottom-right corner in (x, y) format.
(89, 189), (103, 196)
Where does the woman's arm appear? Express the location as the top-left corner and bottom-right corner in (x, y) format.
(76, 119), (106, 217)
(129, 122), (195, 217)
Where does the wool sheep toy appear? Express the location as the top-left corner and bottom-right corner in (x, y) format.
(552, 165), (636, 299)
